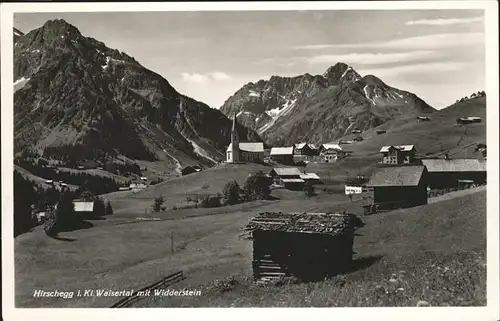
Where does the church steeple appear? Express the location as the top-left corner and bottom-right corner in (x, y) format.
(230, 113), (240, 163)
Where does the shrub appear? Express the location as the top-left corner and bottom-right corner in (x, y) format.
(152, 196), (164, 212)
(105, 201), (113, 215)
(200, 194), (222, 208)
(243, 171), (271, 201)
(222, 180), (241, 205)
(43, 208), (58, 237)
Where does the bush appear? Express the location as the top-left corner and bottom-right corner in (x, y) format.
(43, 208), (58, 237)
(243, 171), (271, 201)
(152, 196), (164, 212)
(200, 194), (222, 208)
(222, 180), (241, 205)
(105, 201), (113, 215)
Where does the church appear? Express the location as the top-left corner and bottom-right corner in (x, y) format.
(226, 115), (265, 163)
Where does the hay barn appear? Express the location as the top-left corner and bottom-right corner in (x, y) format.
(367, 166), (428, 210)
(421, 158), (486, 189)
(245, 212), (360, 281)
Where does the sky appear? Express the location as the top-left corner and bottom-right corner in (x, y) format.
(14, 9), (485, 109)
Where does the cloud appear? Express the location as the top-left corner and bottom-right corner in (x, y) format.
(359, 61), (474, 78)
(180, 72), (209, 84)
(305, 50), (437, 65)
(180, 71), (232, 84)
(293, 33), (484, 50)
(210, 71), (232, 81)
(406, 16), (484, 26)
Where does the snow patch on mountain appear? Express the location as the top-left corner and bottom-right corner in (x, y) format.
(248, 90), (260, 97)
(259, 98), (298, 134)
(14, 76), (30, 92)
(363, 85), (377, 106)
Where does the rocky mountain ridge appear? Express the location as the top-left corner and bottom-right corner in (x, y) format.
(220, 63), (435, 145)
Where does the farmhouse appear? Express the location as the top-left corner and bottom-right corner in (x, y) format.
(226, 115), (265, 163)
(245, 212), (358, 281)
(376, 130), (387, 135)
(456, 117), (482, 125)
(379, 145), (416, 165)
(130, 183), (147, 191)
(73, 200), (95, 218)
(345, 176), (369, 195)
(269, 167), (305, 190)
(270, 147), (295, 165)
(421, 158), (486, 189)
(417, 116), (431, 122)
(294, 143), (319, 156)
(367, 166), (428, 210)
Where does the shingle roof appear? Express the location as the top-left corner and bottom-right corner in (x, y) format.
(322, 144), (342, 151)
(73, 201), (94, 212)
(246, 212), (356, 235)
(282, 178), (305, 183)
(226, 142), (264, 153)
(271, 167), (302, 176)
(367, 166), (425, 187)
(421, 159), (486, 172)
(379, 145), (415, 152)
(294, 143), (307, 149)
(270, 147), (294, 155)
(300, 173), (320, 180)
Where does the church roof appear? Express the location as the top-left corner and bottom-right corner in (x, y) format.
(227, 142), (264, 153)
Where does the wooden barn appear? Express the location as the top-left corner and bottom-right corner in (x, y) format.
(268, 167), (305, 190)
(245, 212), (360, 281)
(270, 147), (295, 165)
(367, 166), (428, 210)
(421, 158), (486, 189)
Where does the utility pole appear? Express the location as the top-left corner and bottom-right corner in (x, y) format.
(171, 231), (174, 254)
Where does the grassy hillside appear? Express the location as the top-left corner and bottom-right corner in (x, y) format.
(334, 96), (486, 158)
(140, 188), (486, 307)
(15, 184), (485, 307)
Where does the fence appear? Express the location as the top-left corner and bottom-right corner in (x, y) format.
(110, 271), (185, 308)
(427, 182), (486, 198)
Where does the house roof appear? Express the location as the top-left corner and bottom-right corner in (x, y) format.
(300, 173), (320, 180)
(227, 142), (264, 153)
(246, 212), (356, 235)
(321, 144), (342, 151)
(379, 145), (415, 153)
(367, 166), (426, 187)
(270, 147), (294, 155)
(421, 159), (486, 172)
(282, 178), (306, 183)
(271, 167), (302, 176)
(294, 143), (307, 149)
(73, 201), (94, 212)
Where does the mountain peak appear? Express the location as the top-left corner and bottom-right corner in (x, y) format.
(361, 74), (388, 87)
(31, 19), (82, 43)
(323, 62), (361, 86)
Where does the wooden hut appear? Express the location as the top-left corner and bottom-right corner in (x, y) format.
(245, 212), (360, 281)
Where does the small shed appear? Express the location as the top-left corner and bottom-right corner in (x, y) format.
(245, 212), (360, 281)
(269, 167), (305, 190)
(367, 166), (428, 210)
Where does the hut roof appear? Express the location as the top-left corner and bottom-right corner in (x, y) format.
(300, 173), (320, 180)
(270, 147), (294, 155)
(73, 201), (94, 212)
(421, 159), (486, 172)
(367, 166), (425, 187)
(281, 178), (305, 183)
(246, 212), (356, 235)
(379, 145), (415, 153)
(321, 143), (342, 151)
(270, 167), (302, 176)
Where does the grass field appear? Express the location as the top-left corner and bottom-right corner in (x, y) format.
(138, 187), (486, 307)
